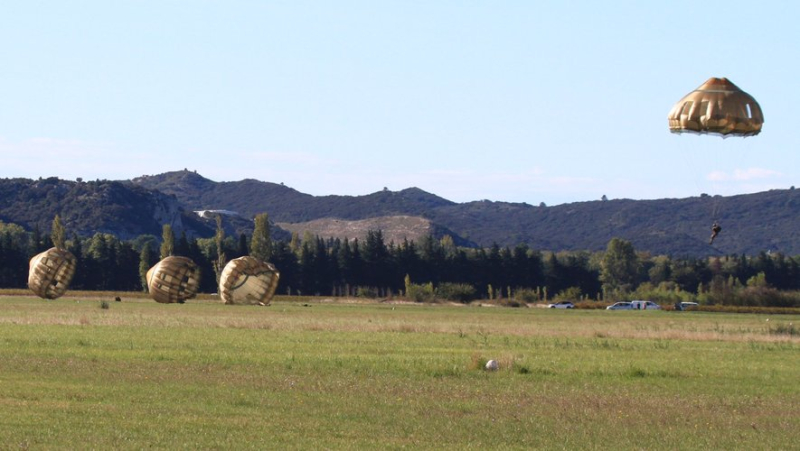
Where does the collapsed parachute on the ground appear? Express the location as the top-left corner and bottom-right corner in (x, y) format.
(668, 77), (763, 137)
(219, 256), (280, 305)
(146, 256), (201, 303)
(28, 247), (77, 299)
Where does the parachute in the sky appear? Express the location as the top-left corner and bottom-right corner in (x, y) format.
(146, 256), (201, 303)
(668, 77), (763, 137)
(219, 256), (280, 305)
(28, 247), (77, 299)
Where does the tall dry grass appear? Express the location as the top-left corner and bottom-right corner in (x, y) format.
(1, 294), (797, 344)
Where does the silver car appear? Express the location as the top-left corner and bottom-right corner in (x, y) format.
(606, 302), (632, 310)
(630, 300), (661, 310)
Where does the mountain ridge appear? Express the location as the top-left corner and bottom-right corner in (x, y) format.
(0, 177), (214, 240)
(131, 170), (800, 256)
(2, 170), (798, 257)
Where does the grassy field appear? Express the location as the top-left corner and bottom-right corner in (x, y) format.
(0, 295), (797, 449)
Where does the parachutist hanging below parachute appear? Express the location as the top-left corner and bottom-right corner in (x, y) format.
(709, 222), (722, 245)
(668, 77), (763, 244)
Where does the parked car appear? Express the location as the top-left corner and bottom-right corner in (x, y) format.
(606, 302), (632, 310)
(678, 301), (699, 310)
(630, 300), (661, 310)
(548, 301), (575, 309)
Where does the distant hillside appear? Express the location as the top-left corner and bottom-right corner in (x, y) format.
(3, 171), (799, 257)
(276, 215), (477, 247)
(424, 194), (799, 256)
(0, 177), (214, 240)
(132, 170), (456, 222)
(131, 170), (800, 256)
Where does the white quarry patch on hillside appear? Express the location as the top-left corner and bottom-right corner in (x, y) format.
(194, 210), (241, 219)
(277, 215), (433, 243)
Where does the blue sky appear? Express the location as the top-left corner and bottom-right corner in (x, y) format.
(1, 1), (798, 206)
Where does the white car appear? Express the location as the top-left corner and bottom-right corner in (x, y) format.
(548, 301), (575, 309)
(630, 300), (661, 310)
(606, 302), (632, 310)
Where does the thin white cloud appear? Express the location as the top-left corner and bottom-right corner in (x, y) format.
(707, 167), (783, 182)
(4, 136), (787, 207)
(417, 167), (590, 187)
(0, 137), (160, 180)
(259, 165), (603, 204)
(701, 167), (788, 198)
(1, 137), (106, 158)
(245, 150), (330, 166)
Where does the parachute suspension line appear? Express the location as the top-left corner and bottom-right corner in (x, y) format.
(711, 196), (722, 222)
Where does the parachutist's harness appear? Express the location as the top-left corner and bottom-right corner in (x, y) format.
(709, 223), (722, 244)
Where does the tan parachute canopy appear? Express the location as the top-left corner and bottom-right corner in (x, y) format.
(219, 256), (280, 305)
(28, 247), (77, 299)
(146, 256), (201, 303)
(668, 77), (763, 137)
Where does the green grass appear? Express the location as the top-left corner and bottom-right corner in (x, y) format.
(0, 296), (798, 449)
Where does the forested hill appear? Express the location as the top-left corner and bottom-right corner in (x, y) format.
(131, 170), (800, 257)
(426, 192), (799, 257)
(2, 171), (800, 257)
(132, 171), (456, 222)
(0, 177), (215, 240)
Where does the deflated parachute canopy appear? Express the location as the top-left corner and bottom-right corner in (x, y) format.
(146, 256), (201, 303)
(668, 77), (763, 137)
(219, 256), (280, 305)
(28, 247), (77, 299)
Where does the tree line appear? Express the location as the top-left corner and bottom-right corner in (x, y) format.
(2, 217), (800, 307)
